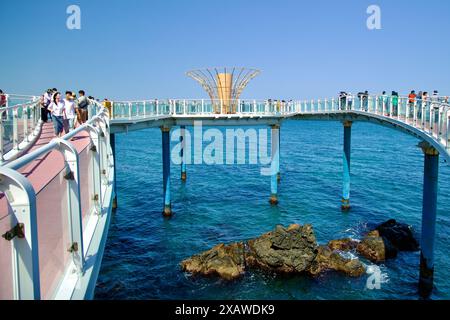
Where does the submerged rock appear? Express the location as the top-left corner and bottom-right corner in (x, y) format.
(356, 219), (419, 262)
(181, 224), (366, 280)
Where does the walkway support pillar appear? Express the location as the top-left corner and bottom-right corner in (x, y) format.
(269, 124), (280, 205)
(342, 121), (352, 211)
(161, 126), (172, 217)
(110, 133), (118, 210)
(419, 142), (439, 298)
(277, 126), (281, 183)
(180, 125), (187, 181)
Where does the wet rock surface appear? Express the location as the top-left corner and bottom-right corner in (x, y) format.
(181, 219), (419, 280)
(181, 224), (365, 280)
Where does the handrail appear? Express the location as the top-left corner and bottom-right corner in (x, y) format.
(0, 100), (113, 300)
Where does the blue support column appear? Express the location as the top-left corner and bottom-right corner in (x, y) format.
(419, 142), (439, 298)
(277, 125), (281, 183)
(342, 121), (352, 211)
(110, 133), (118, 210)
(180, 125), (187, 181)
(162, 126), (172, 217)
(269, 124), (280, 205)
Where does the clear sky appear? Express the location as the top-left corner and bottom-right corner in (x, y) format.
(1, 0), (450, 100)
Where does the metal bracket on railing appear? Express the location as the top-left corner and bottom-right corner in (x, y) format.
(2, 223), (25, 241)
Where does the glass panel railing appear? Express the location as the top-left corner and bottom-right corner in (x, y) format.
(0, 196), (15, 300)
(78, 145), (95, 228)
(35, 168), (71, 300)
(1, 110), (14, 154)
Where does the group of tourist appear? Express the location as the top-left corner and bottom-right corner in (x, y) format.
(338, 90), (449, 115)
(40, 88), (91, 137)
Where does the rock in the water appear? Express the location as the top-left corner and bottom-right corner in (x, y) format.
(356, 219), (420, 263)
(181, 224), (367, 280)
(308, 246), (365, 277)
(180, 242), (245, 280)
(356, 230), (398, 262)
(245, 224), (318, 273)
(376, 219), (419, 251)
(327, 238), (359, 252)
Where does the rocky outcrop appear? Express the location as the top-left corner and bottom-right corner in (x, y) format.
(180, 242), (245, 280)
(181, 224), (366, 280)
(357, 220), (419, 262)
(245, 224), (317, 273)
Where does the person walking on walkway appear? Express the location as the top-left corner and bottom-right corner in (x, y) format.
(77, 90), (89, 124)
(48, 92), (66, 137)
(63, 91), (76, 133)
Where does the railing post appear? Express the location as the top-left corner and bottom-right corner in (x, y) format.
(55, 139), (85, 274)
(23, 107), (29, 142)
(12, 108), (19, 151)
(183, 99), (186, 115)
(0, 111), (4, 163)
(413, 101), (418, 125)
(128, 102), (132, 119)
(375, 96), (379, 114)
(0, 167), (41, 300)
(86, 124), (103, 214)
(201, 99), (204, 114)
(97, 117), (110, 186)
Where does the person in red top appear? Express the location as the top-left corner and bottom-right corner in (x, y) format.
(0, 89), (7, 108)
(408, 90), (417, 118)
(408, 90), (417, 103)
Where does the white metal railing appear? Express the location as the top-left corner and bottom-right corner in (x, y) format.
(109, 95), (450, 153)
(0, 101), (113, 300)
(109, 99), (300, 119)
(298, 94), (450, 151)
(0, 96), (42, 164)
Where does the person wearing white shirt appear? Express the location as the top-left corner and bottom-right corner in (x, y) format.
(63, 91), (76, 132)
(48, 92), (66, 137)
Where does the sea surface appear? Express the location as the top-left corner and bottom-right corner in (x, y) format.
(95, 120), (450, 300)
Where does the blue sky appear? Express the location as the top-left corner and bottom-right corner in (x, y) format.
(1, 0), (450, 100)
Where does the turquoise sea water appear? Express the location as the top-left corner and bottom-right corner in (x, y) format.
(94, 120), (450, 300)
